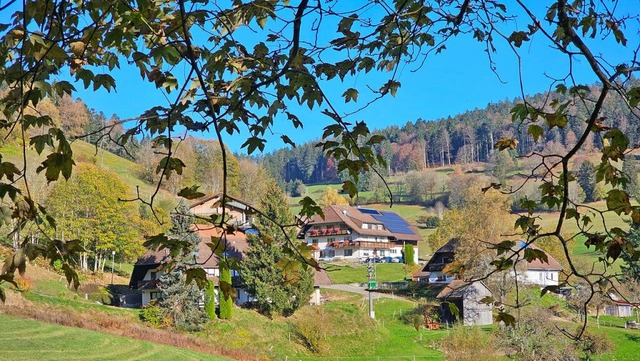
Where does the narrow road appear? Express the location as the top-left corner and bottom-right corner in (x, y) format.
(323, 284), (413, 302)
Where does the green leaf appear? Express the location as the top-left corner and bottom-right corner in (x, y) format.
(185, 268), (207, 289)
(298, 197), (323, 220)
(508, 31), (530, 47)
(541, 285), (560, 297)
(527, 124), (544, 142)
(36, 153), (75, 183)
(177, 185), (205, 200)
(343, 88), (359, 103)
(496, 312), (516, 327)
(606, 189), (632, 215)
(524, 248), (548, 264)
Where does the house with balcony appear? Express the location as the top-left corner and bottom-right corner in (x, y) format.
(299, 205), (420, 263)
(421, 238), (459, 284)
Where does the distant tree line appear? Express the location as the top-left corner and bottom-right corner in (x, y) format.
(260, 79), (640, 187)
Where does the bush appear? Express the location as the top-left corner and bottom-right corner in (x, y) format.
(52, 259), (64, 273)
(417, 214), (440, 228)
(580, 330), (613, 359)
(204, 280), (216, 320)
(403, 244), (415, 265)
(140, 304), (164, 328)
(15, 277), (32, 292)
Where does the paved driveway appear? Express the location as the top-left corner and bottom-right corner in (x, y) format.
(323, 284), (411, 301)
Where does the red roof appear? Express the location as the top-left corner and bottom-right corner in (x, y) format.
(522, 244), (563, 271)
(133, 225), (249, 269)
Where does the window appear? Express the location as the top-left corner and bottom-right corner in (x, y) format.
(150, 271), (157, 280)
(344, 249), (353, 257)
(362, 223), (369, 229)
(312, 239), (318, 245)
(327, 237), (335, 243)
(150, 292), (161, 300)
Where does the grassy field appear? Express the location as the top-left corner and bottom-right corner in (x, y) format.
(0, 313), (228, 361)
(324, 262), (409, 284)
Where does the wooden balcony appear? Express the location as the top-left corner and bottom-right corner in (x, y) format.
(307, 228), (350, 237)
(329, 240), (393, 249)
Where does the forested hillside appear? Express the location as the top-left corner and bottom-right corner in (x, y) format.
(261, 79), (640, 187)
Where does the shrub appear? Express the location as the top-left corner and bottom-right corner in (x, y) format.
(218, 263), (233, 320)
(52, 259), (64, 273)
(204, 280), (216, 320)
(15, 277), (32, 292)
(580, 330), (613, 359)
(140, 304), (164, 328)
(403, 244), (415, 265)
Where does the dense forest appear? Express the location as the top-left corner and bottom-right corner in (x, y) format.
(260, 79), (640, 188)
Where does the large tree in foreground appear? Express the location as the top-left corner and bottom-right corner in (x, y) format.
(1, 0), (640, 341)
(158, 200), (208, 331)
(240, 181), (314, 317)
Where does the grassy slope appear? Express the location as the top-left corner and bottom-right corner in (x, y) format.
(0, 141), (174, 203)
(0, 313), (228, 361)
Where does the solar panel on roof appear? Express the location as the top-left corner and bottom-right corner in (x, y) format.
(370, 211), (415, 235)
(358, 208), (381, 215)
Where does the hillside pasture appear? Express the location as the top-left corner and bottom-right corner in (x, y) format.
(0, 313), (228, 361)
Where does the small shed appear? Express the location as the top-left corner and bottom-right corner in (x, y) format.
(436, 280), (493, 326)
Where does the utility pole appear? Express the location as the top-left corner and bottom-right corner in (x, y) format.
(111, 250), (116, 284)
(367, 249), (378, 319)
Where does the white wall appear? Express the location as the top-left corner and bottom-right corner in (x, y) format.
(524, 270), (559, 286)
(142, 290), (151, 305)
(428, 271), (456, 284)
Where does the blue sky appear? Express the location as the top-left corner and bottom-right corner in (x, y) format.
(68, 2), (639, 154)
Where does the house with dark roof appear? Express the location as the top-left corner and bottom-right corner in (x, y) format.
(419, 239), (458, 284)
(436, 280), (493, 326)
(299, 205), (420, 263)
(419, 239), (563, 287)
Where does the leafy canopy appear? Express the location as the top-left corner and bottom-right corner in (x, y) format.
(0, 1), (639, 341)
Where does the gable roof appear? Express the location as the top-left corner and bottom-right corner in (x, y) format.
(305, 205), (420, 241)
(194, 225), (249, 268)
(436, 280), (490, 299)
(189, 193), (257, 215)
(517, 242), (563, 271)
(313, 268), (332, 287)
(421, 238), (459, 273)
(130, 226), (249, 288)
(359, 208), (421, 242)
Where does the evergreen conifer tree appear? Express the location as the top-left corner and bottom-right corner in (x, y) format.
(576, 161), (597, 202)
(218, 261), (233, 320)
(240, 181), (314, 317)
(403, 244), (415, 265)
(158, 200), (207, 331)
